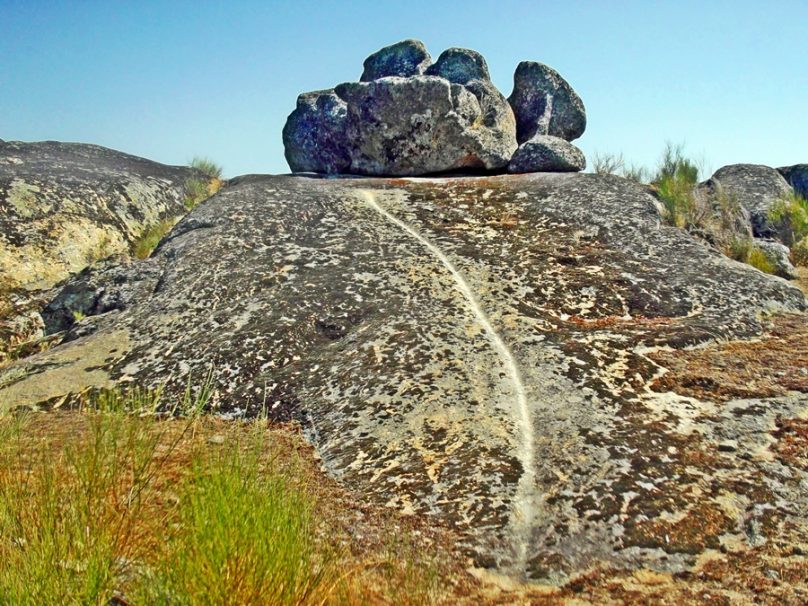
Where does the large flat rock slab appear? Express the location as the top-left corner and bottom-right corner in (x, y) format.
(2, 173), (806, 582)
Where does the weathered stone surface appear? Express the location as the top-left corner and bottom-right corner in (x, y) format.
(0, 140), (197, 292)
(360, 39), (431, 81)
(0, 140), (201, 358)
(702, 164), (793, 238)
(282, 89), (351, 174)
(332, 76), (516, 175)
(778, 163), (808, 199)
(2, 173), (805, 583)
(508, 61), (586, 143)
(425, 47), (490, 84)
(753, 239), (797, 279)
(508, 134), (585, 173)
(41, 256), (163, 336)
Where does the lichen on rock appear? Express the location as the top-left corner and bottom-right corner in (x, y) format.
(282, 40), (587, 176)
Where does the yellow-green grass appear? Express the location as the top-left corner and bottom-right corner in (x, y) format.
(0, 386), (451, 606)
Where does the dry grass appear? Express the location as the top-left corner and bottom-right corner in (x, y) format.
(0, 394), (462, 605)
(2, 379), (807, 604)
(649, 313), (808, 402)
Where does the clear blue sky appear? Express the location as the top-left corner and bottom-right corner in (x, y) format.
(2, 0), (806, 178)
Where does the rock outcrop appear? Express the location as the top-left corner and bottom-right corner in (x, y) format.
(778, 163), (808, 199)
(508, 134), (586, 173)
(508, 61), (587, 143)
(0, 140), (198, 293)
(3, 172), (805, 582)
(701, 164), (793, 238)
(283, 40), (586, 176)
(424, 47), (490, 84)
(752, 238), (797, 279)
(334, 76), (516, 175)
(360, 39), (431, 81)
(0, 141), (201, 357)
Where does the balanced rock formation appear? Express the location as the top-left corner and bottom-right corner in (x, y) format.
(283, 40), (587, 176)
(334, 76), (516, 175)
(508, 61), (587, 143)
(3, 172), (805, 582)
(360, 39), (431, 81)
(425, 47), (490, 84)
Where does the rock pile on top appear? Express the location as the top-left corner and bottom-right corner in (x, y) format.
(283, 39), (586, 176)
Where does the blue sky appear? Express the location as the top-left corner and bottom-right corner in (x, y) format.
(1, 0), (805, 178)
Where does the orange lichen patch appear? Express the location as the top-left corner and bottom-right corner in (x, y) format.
(622, 503), (734, 555)
(557, 541), (808, 605)
(649, 313), (808, 402)
(771, 417), (808, 471)
(567, 314), (675, 329)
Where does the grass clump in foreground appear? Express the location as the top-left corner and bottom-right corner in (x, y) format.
(0, 386), (448, 606)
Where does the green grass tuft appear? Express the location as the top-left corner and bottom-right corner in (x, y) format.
(768, 191), (808, 248)
(136, 429), (332, 605)
(746, 246), (777, 275)
(133, 218), (176, 259)
(0, 380), (451, 605)
(189, 157), (222, 180)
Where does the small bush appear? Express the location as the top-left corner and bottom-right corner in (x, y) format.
(768, 191), (808, 247)
(183, 157), (223, 210)
(591, 151), (625, 176)
(137, 430), (333, 605)
(189, 157), (222, 180)
(653, 142), (700, 185)
(133, 218), (176, 259)
(183, 178), (211, 210)
(622, 163), (650, 183)
(652, 143), (705, 229)
(792, 236), (808, 267)
(727, 236), (753, 263)
(746, 246), (777, 275)
(591, 152), (650, 184)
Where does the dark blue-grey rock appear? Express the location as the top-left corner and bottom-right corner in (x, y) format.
(508, 135), (585, 173)
(752, 239), (797, 279)
(425, 47), (490, 84)
(282, 89), (351, 174)
(778, 164), (808, 199)
(702, 164), (793, 238)
(508, 61), (586, 143)
(331, 76), (516, 175)
(360, 39), (431, 82)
